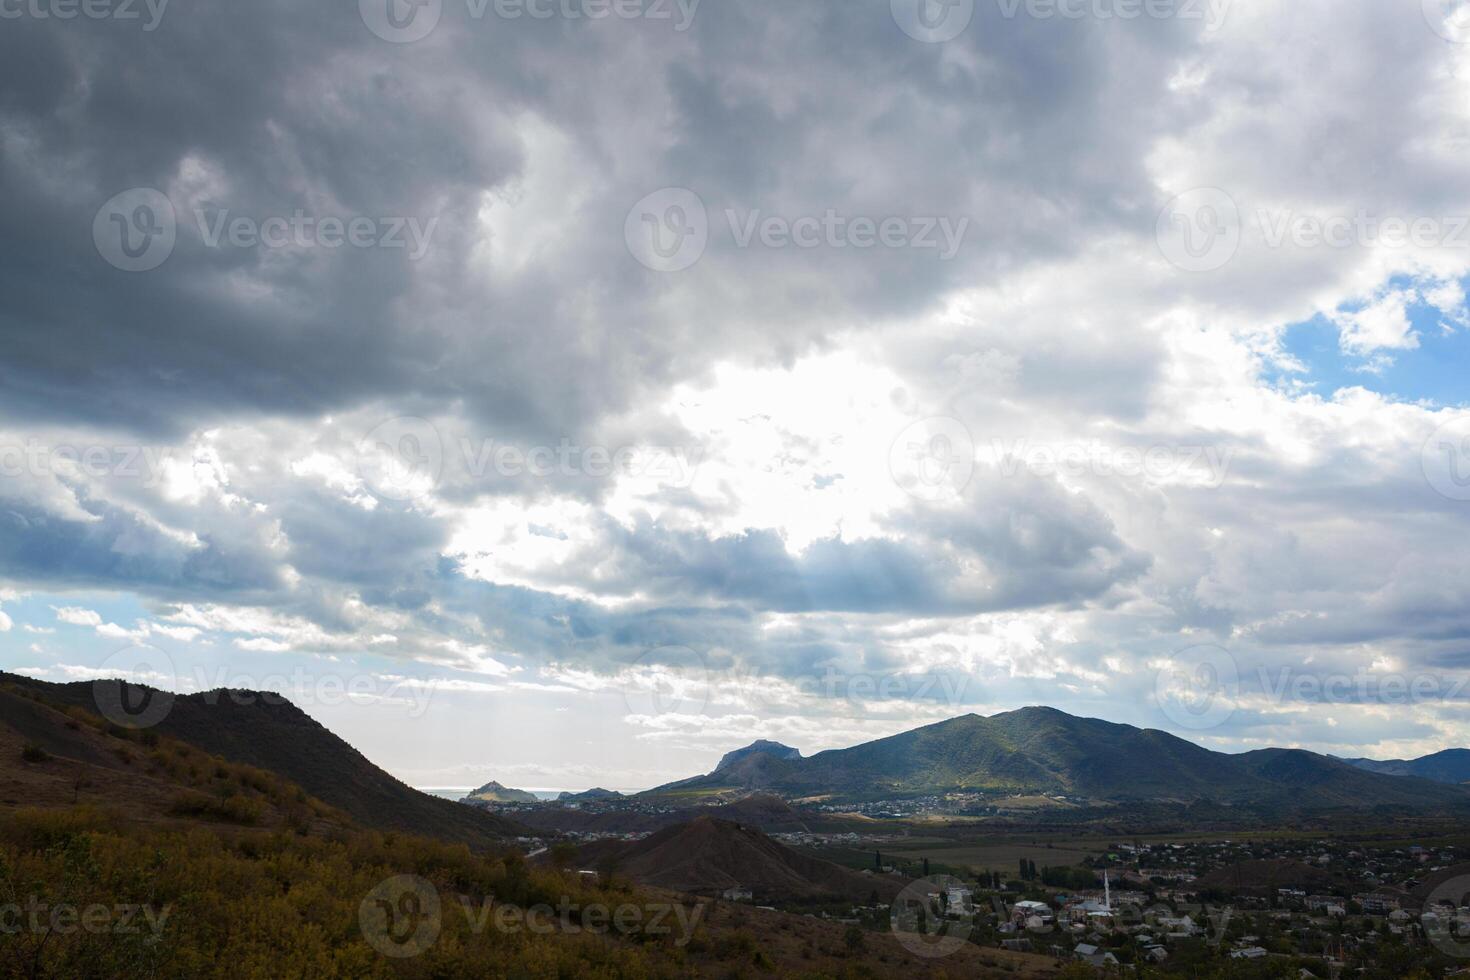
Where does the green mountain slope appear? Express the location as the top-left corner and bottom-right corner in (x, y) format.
(466, 780), (539, 803)
(650, 707), (1470, 812)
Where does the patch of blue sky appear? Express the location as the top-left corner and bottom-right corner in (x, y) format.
(1266, 273), (1470, 407)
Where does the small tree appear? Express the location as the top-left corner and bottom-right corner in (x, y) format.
(72, 764), (91, 804)
(549, 842), (578, 871)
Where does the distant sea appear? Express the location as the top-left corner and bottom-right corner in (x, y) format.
(419, 787), (564, 802)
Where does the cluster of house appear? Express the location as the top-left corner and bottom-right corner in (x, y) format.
(717, 831), (1470, 973)
(556, 829), (647, 843)
(984, 884), (1470, 969)
(810, 791), (1083, 819)
(996, 903), (1181, 966)
(988, 877), (1197, 967)
(770, 830), (863, 848)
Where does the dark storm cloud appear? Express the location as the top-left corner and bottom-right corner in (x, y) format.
(517, 465), (1150, 614)
(8, 0), (1470, 766)
(0, 0), (1202, 441)
(0, 494), (282, 596)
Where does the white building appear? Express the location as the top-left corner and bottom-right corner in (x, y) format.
(1012, 899), (1053, 924)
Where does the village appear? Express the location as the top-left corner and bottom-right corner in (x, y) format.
(465, 789), (1470, 972)
(835, 835), (1470, 974)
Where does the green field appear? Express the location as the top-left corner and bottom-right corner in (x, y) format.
(798, 814), (1470, 882)
(883, 841), (1103, 874)
(806, 838), (1104, 878)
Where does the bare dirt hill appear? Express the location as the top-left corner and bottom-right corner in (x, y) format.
(572, 815), (906, 904)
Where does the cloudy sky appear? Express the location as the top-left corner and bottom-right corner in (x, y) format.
(3, 0), (1470, 792)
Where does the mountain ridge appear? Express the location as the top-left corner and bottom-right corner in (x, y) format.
(716, 739), (802, 772)
(466, 780), (539, 803)
(557, 787), (624, 802)
(0, 671), (528, 847)
(1343, 748), (1470, 785)
(647, 707), (1470, 812)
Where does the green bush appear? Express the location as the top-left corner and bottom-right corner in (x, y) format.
(168, 791), (265, 826)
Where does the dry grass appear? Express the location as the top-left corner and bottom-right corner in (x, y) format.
(690, 897), (1063, 978)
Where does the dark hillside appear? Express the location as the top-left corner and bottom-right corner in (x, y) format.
(1, 672), (525, 847)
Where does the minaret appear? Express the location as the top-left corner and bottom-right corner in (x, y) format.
(1104, 870), (1111, 912)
